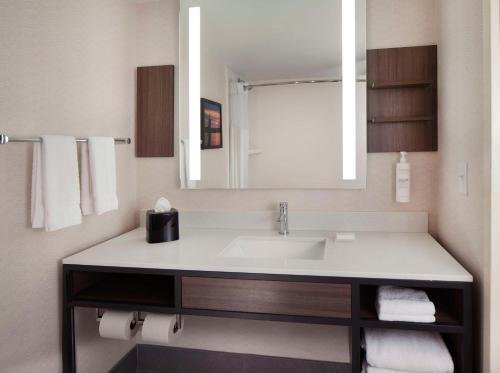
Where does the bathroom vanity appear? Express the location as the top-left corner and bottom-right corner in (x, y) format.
(62, 212), (473, 373)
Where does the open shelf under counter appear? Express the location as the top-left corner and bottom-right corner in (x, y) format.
(69, 270), (177, 310)
(359, 284), (464, 333)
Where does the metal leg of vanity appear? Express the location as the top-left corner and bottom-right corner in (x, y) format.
(62, 265), (473, 373)
(62, 267), (76, 373)
(350, 282), (361, 373)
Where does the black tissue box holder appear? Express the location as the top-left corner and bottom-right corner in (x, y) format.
(146, 208), (179, 243)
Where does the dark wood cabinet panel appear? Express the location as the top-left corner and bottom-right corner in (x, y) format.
(367, 45), (437, 153)
(136, 65), (174, 157)
(182, 276), (351, 319)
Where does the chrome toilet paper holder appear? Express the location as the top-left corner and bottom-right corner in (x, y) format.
(96, 309), (182, 333)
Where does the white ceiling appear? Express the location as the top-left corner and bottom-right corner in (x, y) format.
(201, 0), (364, 81)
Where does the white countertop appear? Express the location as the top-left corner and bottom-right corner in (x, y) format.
(63, 227), (473, 282)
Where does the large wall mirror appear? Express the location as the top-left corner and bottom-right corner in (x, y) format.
(179, 0), (366, 189)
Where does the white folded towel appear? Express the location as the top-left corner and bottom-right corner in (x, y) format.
(377, 313), (435, 323)
(80, 137), (118, 215)
(362, 359), (446, 373)
(31, 136), (82, 231)
(363, 358), (420, 373)
(376, 286), (436, 316)
(364, 328), (454, 373)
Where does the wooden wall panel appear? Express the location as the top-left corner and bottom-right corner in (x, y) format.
(137, 65), (174, 157)
(367, 45), (437, 153)
(182, 277), (351, 319)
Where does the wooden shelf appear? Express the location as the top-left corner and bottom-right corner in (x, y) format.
(360, 304), (462, 333)
(370, 80), (433, 89)
(369, 116), (434, 124)
(359, 319), (464, 334)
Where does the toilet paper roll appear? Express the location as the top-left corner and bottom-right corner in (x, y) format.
(98, 310), (137, 340)
(141, 313), (181, 344)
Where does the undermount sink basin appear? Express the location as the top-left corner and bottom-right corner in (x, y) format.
(219, 236), (327, 260)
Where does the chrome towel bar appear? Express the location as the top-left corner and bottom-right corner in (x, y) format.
(0, 134), (131, 145)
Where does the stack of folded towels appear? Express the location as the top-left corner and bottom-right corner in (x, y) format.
(362, 328), (454, 373)
(376, 286), (436, 323)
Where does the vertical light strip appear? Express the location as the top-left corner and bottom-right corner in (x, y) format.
(342, 0), (356, 180)
(189, 7), (201, 180)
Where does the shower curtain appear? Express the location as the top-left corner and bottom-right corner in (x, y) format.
(229, 81), (249, 188)
(180, 138), (197, 189)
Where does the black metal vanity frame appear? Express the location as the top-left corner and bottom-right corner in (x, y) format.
(62, 264), (473, 373)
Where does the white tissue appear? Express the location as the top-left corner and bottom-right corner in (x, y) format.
(98, 310), (137, 340)
(141, 313), (181, 344)
(154, 197), (172, 213)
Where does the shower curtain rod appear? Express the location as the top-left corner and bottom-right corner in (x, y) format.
(242, 78), (366, 90)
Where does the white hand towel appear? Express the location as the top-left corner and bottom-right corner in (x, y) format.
(81, 137), (118, 215)
(31, 136), (82, 231)
(364, 328), (454, 373)
(377, 313), (435, 323)
(31, 143), (44, 228)
(377, 286), (436, 316)
(80, 142), (94, 215)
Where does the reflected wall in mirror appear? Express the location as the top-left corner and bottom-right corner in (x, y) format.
(179, 0), (366, 189)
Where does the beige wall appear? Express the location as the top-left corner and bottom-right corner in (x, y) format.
(436, 0), (490, 371)
(136, 0), (440, 235)
(0, 1), (138, 372)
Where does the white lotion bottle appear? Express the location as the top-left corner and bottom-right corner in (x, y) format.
(396, 151), (410, 203)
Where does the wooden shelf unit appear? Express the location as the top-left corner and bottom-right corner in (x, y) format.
(367, 45), (438, 153)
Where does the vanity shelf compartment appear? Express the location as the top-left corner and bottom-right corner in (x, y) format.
(369, 80), (433, 89)
(360, 329), (466, 373)
(70, 271), (176, 308)
(182, 277), (351, 319)
(359, 285), (463, 332)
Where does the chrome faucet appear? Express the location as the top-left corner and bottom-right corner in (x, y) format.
(277, 202), (289, 235)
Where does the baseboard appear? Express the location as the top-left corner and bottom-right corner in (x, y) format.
(109, 345), (351, 373)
